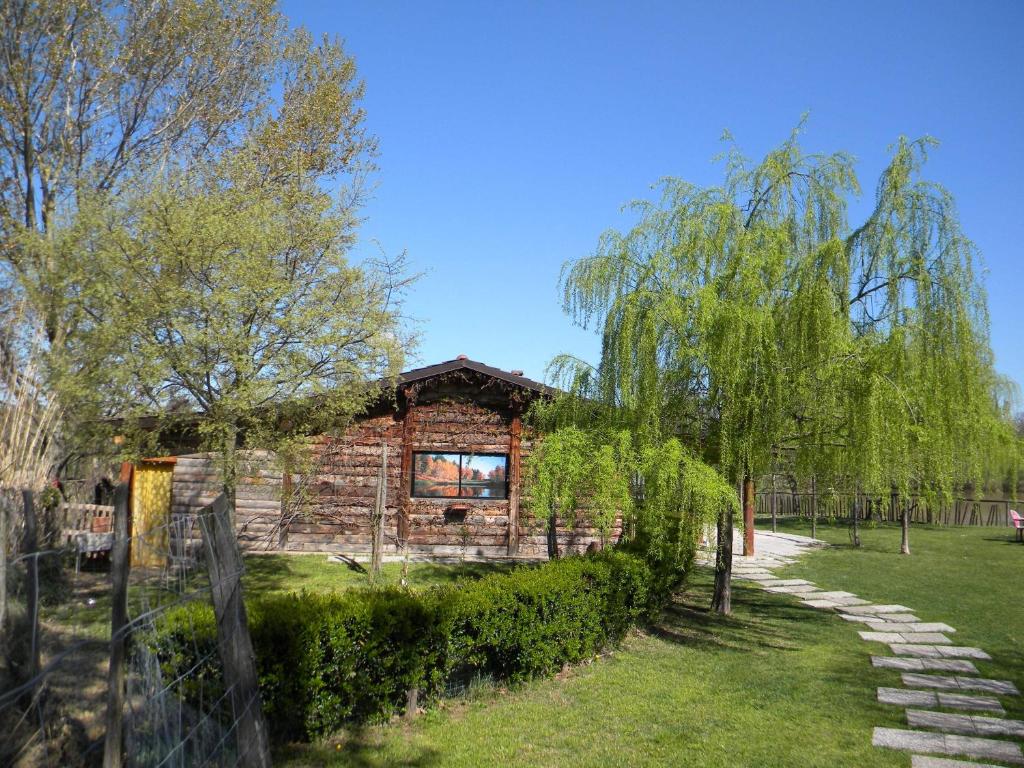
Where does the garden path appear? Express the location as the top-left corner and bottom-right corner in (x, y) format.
(729, 530), (1023, 767)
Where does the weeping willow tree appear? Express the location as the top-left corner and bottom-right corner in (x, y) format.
(522, 415), (737, 602)
(555, 124), (1016, 613)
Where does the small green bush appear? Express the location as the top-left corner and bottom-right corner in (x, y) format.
(146, 549), (663, 743)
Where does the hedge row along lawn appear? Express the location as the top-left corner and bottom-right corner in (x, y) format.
(280, 521), (1023, 767)
(149, 550), (660, 744)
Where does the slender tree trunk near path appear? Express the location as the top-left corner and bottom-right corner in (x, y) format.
(900, 499), (911, 555)
(742, 474), (755, 557)
(103, 482), (131, 768)
(770, 474), (777, 533)
(201, 493), (272, 768)
(810, 476), (817, 540)
(546, 506), (559, 559)
(711, 504), (733, 615)
(851, 487), (861, 548)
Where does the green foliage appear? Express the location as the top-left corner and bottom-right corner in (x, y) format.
(147, 550), (658, 743)
(557, 124), (1018, 506)
(523, 417), (735, 590)
(523, 426), (633, 542)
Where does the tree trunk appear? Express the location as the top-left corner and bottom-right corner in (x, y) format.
(810, 476), (817, 539)
(851, 488), (861, 548)
(900, 499), (911, 555)
(742, 473), (755, 557)
(200, 493), (272, 768)
(371, 443), (387, 580)
(103, 482), (131, 768)
(546, 507), (559, 559)
(711, 504), (733, 615)
(770, 474), (777, 533)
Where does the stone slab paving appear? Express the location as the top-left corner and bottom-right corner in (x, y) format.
(802, 596), (870, 608)
(877, 688), (1005, 713)
(891, 644), (993, 661)
(764, 584), (821, 594)
(841, 604), (916, 615)
(866, 622), (956, 633)
(911, 756), (1006, 768)
(872, 727), (1024, 764)
(872, 656), (980, 674)
(861, 631), (954, 645)
(900, 674), (1020, 696)
(906, 709), (1024, 739)
(841, 612), (923, 624)
(718, 530), (1021, 766)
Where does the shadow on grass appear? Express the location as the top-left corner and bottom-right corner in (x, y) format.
(276, 723), (441, 768)
(651, 573), (833, 655)
(241, 555), (515, 595)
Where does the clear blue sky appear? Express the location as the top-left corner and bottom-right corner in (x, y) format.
(284, 0), (1024, 391)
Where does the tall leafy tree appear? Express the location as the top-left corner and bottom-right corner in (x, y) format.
(556, 126), (1015, 612)
(0, 0), (380, 350)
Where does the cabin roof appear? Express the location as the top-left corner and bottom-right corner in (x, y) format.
(397, 357), (558, 397)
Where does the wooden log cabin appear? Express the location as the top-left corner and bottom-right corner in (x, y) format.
(131, 357), (622, 562)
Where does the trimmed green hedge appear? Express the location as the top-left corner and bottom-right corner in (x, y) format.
(146, 550), (663, 743)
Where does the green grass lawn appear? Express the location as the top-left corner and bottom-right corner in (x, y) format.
(774, 516), (1024, 721)
(242, 554), (510, 595)
(279, 520), (1024, 768)
(42, 554), (508, 639)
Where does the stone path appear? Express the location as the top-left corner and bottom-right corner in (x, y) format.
(729, 530), (1023, 767)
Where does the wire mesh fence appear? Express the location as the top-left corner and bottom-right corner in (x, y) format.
(0, 485), (267, 767)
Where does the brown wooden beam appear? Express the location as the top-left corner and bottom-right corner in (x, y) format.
(398, 405), (416, 542)
(507, 414), (522, 556)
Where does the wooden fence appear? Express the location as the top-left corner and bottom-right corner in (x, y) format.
(755, 490), (1017, 527)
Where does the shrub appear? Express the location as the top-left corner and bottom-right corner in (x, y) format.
(146, 549), (662, 743)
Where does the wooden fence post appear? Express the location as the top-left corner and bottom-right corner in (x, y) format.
(103, 482), (131, 768)
(0, 496), (7, 652)
(22, 490), (40, 693)
(200, 493), (272, 768)
(507, 415), (522, 556)
(371, 443), (388, 579)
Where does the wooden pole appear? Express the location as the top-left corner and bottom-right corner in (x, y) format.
(22, 490), (40, 692)
(200, 493), (272, 768)
(398, 405), (415, 544)
(0, 495), (7, 652)
(103, 481), (131, 768)
(507, 414), (522, 556)
(371, 443), (387, 579)
(742, 473), (755, 556)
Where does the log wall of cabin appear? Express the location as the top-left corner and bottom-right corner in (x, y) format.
(282, 414), (403, 553)
(161, 389), (622, 559)
(169, 450), (282, 557)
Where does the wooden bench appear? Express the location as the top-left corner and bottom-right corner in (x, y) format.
(61, 503), (116, 571)
(1011, 509), (1024, 543)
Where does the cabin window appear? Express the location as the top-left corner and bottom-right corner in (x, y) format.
(411, 452), (509, 499)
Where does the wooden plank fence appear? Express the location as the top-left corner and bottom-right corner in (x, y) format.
(756, 490), (1017, 527)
